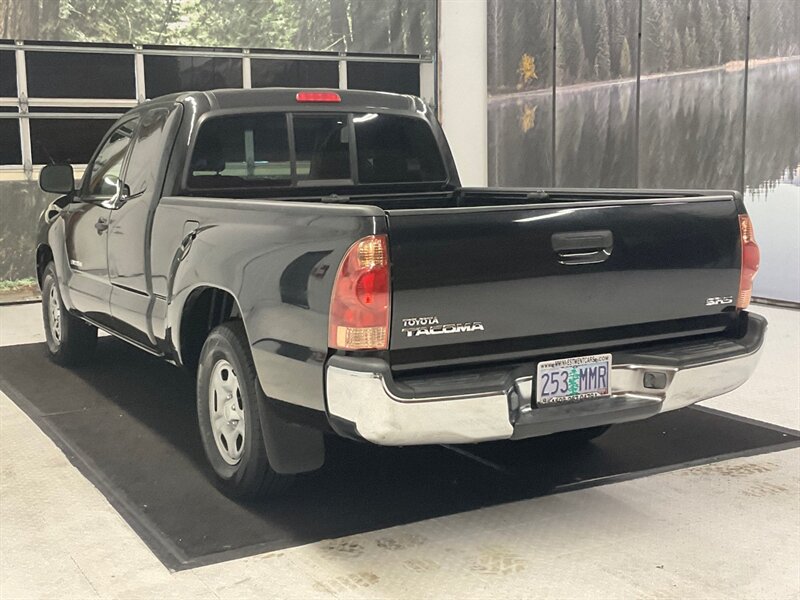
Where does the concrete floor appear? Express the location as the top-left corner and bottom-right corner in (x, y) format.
(0, 302), (798, 599)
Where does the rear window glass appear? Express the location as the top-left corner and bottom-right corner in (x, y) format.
(354, 113), (446, 183)
(189, 114), (291, 189)
(293, 114), (351, 182)
(188, 112), (446, 190)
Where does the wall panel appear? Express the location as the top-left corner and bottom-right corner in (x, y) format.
(638, 0), (747, 189)
(555, 0), (638, 187)
(488, 0), (554, 186)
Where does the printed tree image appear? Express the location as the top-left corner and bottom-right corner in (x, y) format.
(619, 37), (633, 77)
(490, 0), (799, 91)
(0, 0), (434, 55)
(517, 53), (538, 89)
(593, 0), (612, 80)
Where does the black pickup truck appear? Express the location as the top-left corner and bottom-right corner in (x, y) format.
(36, 88), (766, 499)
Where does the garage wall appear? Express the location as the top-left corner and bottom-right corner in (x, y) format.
(488, 0), (800, 303)
(438, 0), (488, 186)
(0, 0), (436, 282)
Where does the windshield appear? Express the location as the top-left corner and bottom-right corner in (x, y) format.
(187, 112), (446, 191)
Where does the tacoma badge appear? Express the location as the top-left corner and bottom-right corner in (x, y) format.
(401, 316), (485, 337)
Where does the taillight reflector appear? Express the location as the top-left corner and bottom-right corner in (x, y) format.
(329, 235), (390, 350)
(296, 91), (341, 103)
(737, 214), (760, 309)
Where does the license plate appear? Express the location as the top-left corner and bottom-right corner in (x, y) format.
(536, 353), (612, 407)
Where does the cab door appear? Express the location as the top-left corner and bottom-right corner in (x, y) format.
(107, 104), (182, 346)
(63, 118), (138, 322)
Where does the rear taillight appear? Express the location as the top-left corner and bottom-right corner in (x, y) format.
(737, 215), (760, 309)
(329, 235), (390, 350)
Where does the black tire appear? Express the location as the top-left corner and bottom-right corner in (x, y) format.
(551, 425), (611, 445)
(41, 262), (97, 366)
(196, 320), (294, 500)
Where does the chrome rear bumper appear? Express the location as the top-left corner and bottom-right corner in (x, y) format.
(325, 313), (767, 446)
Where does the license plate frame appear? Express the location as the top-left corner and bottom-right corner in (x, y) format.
(536, 353), (612, 407)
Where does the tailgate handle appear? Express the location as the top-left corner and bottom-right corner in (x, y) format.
(551, 230), (613, 265)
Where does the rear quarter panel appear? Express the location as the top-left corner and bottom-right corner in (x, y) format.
(150, 196), (385, 410)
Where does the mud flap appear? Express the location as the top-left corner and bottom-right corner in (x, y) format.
(255, 386), (325, 474)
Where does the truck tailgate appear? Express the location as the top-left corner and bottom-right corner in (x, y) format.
(386, 194), (742, 364)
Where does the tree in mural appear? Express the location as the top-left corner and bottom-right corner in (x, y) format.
(593, 1), (612, 80)
(517, 53), (538, 89)
(489, 0), (553, 93)
(556, 0), (588, 85)
(619, 37), (632, 76)
(180, 0), (301, 50)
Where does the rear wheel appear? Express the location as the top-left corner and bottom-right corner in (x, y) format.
(41, 262), (97, 366)
(196, 321), (294, 500)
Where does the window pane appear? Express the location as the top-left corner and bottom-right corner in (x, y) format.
(292, 115), (351, 181)
(85, 119), (137, 196)
(125, 106), (181, 196)
(0, 119), (21, 164)
(30, 118), (116, 164)
(251, 59), (338, 88)
(347, 62), (419, 95)
(354, 114), (445, 183)
(189, 114), (291, 189)
(26, 52), (135, 99)
(144, 55), (243, 98)
(0, 51), (16, 97)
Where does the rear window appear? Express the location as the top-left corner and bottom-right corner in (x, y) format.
(354, 113), (446, 184)
(188, 112), (445, 191)
(293, 114), (351, 182)
(189, 114), (291, 189)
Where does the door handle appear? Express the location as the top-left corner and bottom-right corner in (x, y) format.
(178, 221), (200, 261)
(551, 230), (613, 265)
(94, 217), (109, 233)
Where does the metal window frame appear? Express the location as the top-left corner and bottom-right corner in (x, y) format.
(0, 40), (434, 179)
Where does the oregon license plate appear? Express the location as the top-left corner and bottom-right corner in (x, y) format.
(536, 353), (612, 407)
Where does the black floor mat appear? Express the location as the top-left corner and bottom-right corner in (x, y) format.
(1, 338), (797, 570)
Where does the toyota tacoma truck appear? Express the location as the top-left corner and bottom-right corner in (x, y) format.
(35, 88), (766, 499)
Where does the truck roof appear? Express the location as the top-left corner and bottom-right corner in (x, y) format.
(143, 87), (426, 115)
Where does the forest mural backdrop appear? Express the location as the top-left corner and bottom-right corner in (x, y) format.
(489, 0), (800, 302)
(0, 0), (434, 54)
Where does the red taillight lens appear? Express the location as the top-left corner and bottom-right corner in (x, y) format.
(329, 235), (390, 350)
(296, 91), (341, 103)
(737, 215), (760, 309)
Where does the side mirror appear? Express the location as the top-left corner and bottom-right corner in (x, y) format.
(39, 164), (75, 194)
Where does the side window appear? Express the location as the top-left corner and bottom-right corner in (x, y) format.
(84, 119), (138, 197)
(124, 106), (178, 197)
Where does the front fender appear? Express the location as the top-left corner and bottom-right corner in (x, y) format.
(37, 199), (77, 311)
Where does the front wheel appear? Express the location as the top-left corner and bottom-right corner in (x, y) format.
(41, 262), (97, 366)
(196, 321), (294, 500)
